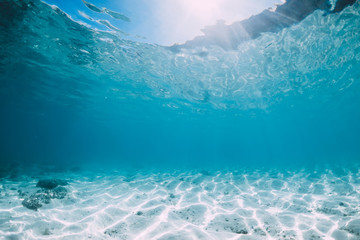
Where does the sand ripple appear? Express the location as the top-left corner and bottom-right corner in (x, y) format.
(1, 168), (360, 239)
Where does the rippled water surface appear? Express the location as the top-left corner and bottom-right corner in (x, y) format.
(2, 0), (360, 168)
(1, 0), (360, 239)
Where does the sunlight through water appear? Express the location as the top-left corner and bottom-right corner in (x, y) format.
(1, 0), (360, 239)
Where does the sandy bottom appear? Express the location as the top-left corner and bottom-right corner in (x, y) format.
(1, 166), (360, 240)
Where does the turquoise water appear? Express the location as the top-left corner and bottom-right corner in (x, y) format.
(2, 1), (360, 239)
(0, 0), (360, 170)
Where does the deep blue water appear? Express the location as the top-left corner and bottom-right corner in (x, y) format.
(1, 0), (360, 171)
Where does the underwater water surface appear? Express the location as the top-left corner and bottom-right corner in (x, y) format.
(1, 0), (360, 239)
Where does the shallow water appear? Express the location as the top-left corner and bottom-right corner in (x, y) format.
(1, 0), (360, 168)
(2, 166), (360, 239)
(1, 0), (360, 239)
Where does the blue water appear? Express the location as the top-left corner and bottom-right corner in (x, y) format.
(1, 0), (360, 171)
(2, 1), (360, 239)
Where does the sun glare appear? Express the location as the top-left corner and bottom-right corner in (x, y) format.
(150, 0), (284, 45)
(181, 0), (220, 21)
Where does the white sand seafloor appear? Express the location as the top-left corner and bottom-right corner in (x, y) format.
(1, 167), (360, 240)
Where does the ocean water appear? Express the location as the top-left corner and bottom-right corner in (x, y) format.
(1, 0), (360, 239)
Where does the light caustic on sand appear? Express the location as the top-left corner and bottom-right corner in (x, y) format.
(1, 169), (360, 239)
